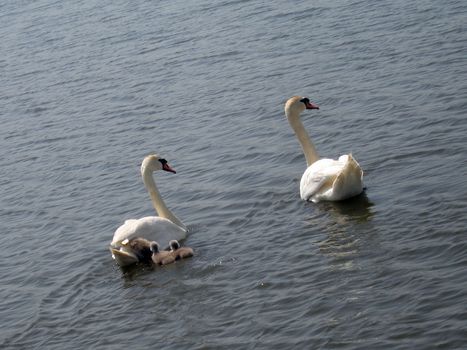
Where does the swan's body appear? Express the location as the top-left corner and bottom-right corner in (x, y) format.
(150, 242), (176, 265)
(110, 155), (187, 266)
(285, 96), (363, 202)
(168, 240), (194, 260)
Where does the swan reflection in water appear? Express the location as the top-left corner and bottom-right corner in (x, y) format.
(305, 191), (377, 270)
(317, 190), (374, 224)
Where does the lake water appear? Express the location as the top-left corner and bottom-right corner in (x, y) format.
(1, 0), (466, 348)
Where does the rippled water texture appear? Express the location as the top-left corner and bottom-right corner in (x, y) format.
(1, 0), (467, 348)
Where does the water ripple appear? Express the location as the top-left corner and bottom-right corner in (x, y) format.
(1, 0), (467, 349)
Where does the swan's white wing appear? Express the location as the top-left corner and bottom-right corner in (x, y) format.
(109, 247), (139, 266)
(300, 155), (363, 202)
(111, 216), (186, 251)
(300, 158), (346, 202)
(332, 154), (363, 200)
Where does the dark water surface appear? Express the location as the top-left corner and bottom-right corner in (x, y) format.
(1, 0), (466, 348)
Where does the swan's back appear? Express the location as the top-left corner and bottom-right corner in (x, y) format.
(111, 216), (186, 250)
(300, 154), (363, 202)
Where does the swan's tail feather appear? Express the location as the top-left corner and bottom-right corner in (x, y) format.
(332, 154), (363, 199)
(347, 154), (363, 178)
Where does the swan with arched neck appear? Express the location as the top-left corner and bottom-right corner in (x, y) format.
(109, 154), (186, 266)
(285, 96), (363, 202)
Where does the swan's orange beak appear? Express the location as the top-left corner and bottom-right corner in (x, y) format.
(162, 163), (176, 174)
(305, 101), (319, 110)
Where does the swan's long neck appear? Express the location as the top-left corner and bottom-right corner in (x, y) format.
(142, 169), (186, 230)
(286, 110), (319, 167)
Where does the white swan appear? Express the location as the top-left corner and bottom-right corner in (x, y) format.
(109, 154), (187, 266)
(285, 96), (363, 202)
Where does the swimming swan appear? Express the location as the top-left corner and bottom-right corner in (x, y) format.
(285, 96), (363, 202)
(109, 154), (187, 266)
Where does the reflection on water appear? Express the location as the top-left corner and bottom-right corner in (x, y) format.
(119, 261), (181, 292)
(318, 191), (375, 224)
(119, 261), (152, 279)
(305, 192), (376, 271)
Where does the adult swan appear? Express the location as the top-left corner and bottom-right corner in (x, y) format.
(109, 154), (187, 266)
(285, 96), (363, 202)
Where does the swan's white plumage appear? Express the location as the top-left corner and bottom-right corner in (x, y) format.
(300, 154), (363, 202)
(285, 96), (363, 202)
(111, 216), (186, 251)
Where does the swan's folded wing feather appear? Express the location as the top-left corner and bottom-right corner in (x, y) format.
(331, 154), (363, 199)
(300, 171), (330, 201)
(111, 216), (186, 250)
(299, 158), (345, 201)
(109, 247), (139, 266)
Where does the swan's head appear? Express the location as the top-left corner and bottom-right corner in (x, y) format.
(285, 96), (319, 118)
(141, 154), (176, 174)
(169, 240), (180, 251)
(150, 241), (160, 254)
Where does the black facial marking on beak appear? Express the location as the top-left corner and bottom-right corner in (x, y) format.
(300, 97), (319, 110)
